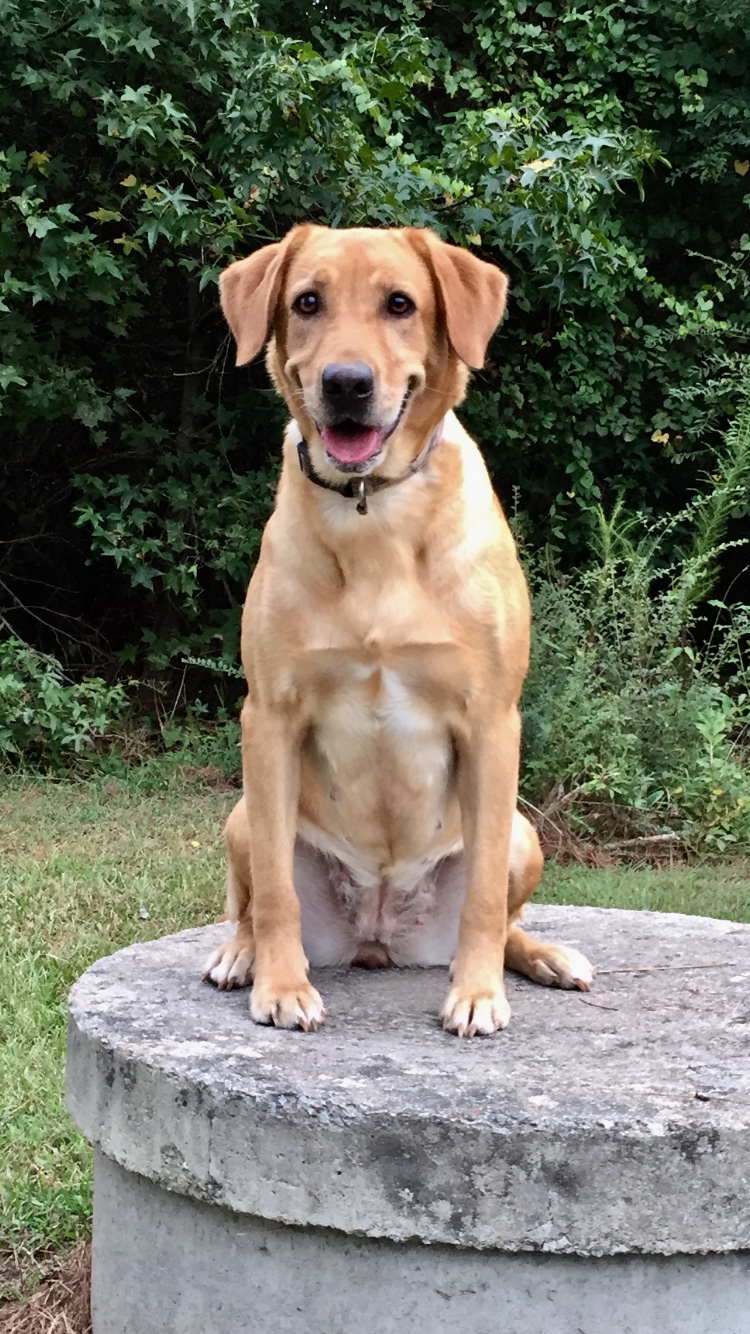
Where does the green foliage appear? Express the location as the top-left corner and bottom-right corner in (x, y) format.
(74, 436), (278, 665)
(1, 0), (749, 670)
(0, 638), (127, 767)
(521, 390), (750, 851)
(0, 0), (748, 846)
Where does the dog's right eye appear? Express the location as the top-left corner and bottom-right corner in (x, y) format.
(293, 291), (321, 316)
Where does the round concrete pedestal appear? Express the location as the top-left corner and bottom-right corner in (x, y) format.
(67, 905), (750, 1334)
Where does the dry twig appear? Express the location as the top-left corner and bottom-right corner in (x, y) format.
(597, 961), (737, 976)
(600, 833), (682, 850)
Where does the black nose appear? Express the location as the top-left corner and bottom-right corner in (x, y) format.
(321, 361), (374, 411)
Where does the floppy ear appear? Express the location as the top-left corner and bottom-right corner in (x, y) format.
(219, 237), (291, 366)
(408, 230), (508, 369)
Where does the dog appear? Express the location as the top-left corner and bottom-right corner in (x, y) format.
(204, 224), (593, 1036)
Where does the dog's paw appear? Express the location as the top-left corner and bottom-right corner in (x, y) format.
(250, 977), (326, 1031)
(528, 945), (594, 992)
(441, 984), (511, 1038)
(203, 934), (255, 990)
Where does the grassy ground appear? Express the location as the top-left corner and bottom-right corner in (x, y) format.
(1, 771), (749, 1303)
(0, 774), (229, 1302)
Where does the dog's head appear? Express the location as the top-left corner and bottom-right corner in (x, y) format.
(220, 225), (507, 477)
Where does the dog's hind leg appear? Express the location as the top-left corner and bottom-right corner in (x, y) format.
(504, 924), (593, 991)
(503, 811), (593, 991)
(203, 797), (256, 989)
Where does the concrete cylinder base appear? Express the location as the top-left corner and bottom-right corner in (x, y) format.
(67, 906), (750, 1334)
(93, 1151), (750, 1334)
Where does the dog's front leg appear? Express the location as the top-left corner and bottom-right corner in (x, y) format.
(441, 708), (520, 1037)
(242, 699), (325, 1031)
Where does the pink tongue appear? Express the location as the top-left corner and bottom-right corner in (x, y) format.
(320, 425), (382, 464)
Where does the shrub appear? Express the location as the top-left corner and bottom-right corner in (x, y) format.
(0, 638), (127, 767)
(521, 386), (750, 850)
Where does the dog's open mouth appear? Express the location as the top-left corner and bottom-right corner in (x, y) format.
(318, 420), (385, 466)
(317, 386), (415, 468)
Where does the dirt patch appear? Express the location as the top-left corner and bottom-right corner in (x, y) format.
(0, 1243), (91, 1334)
(177, 763), (241, 790)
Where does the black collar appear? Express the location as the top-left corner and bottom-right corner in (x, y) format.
(296, 423), (443, 516)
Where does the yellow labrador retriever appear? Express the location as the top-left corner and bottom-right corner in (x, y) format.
(205, 224), (593, 1036)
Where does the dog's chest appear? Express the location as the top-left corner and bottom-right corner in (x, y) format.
(296, 575), (472, 864)
(315, 659), (450, 785)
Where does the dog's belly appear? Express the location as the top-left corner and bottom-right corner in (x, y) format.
(299, 660), (461, 874)
(294, 655), (470, 966)
(292, 835), (466, 968)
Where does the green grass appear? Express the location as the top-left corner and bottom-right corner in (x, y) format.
(1, 771), (749, 1301)
(536, 861), (750, 921)
(0, 774), (230, 1298)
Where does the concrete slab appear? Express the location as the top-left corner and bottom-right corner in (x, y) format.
(67, 905), (750, 1259)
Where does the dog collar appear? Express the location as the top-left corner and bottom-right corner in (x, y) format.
(296, 423), (443, 516)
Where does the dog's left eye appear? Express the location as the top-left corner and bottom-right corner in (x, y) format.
(386, 292), (415, 317)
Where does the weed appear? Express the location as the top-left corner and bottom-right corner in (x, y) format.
(521, 386), (750, 851)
